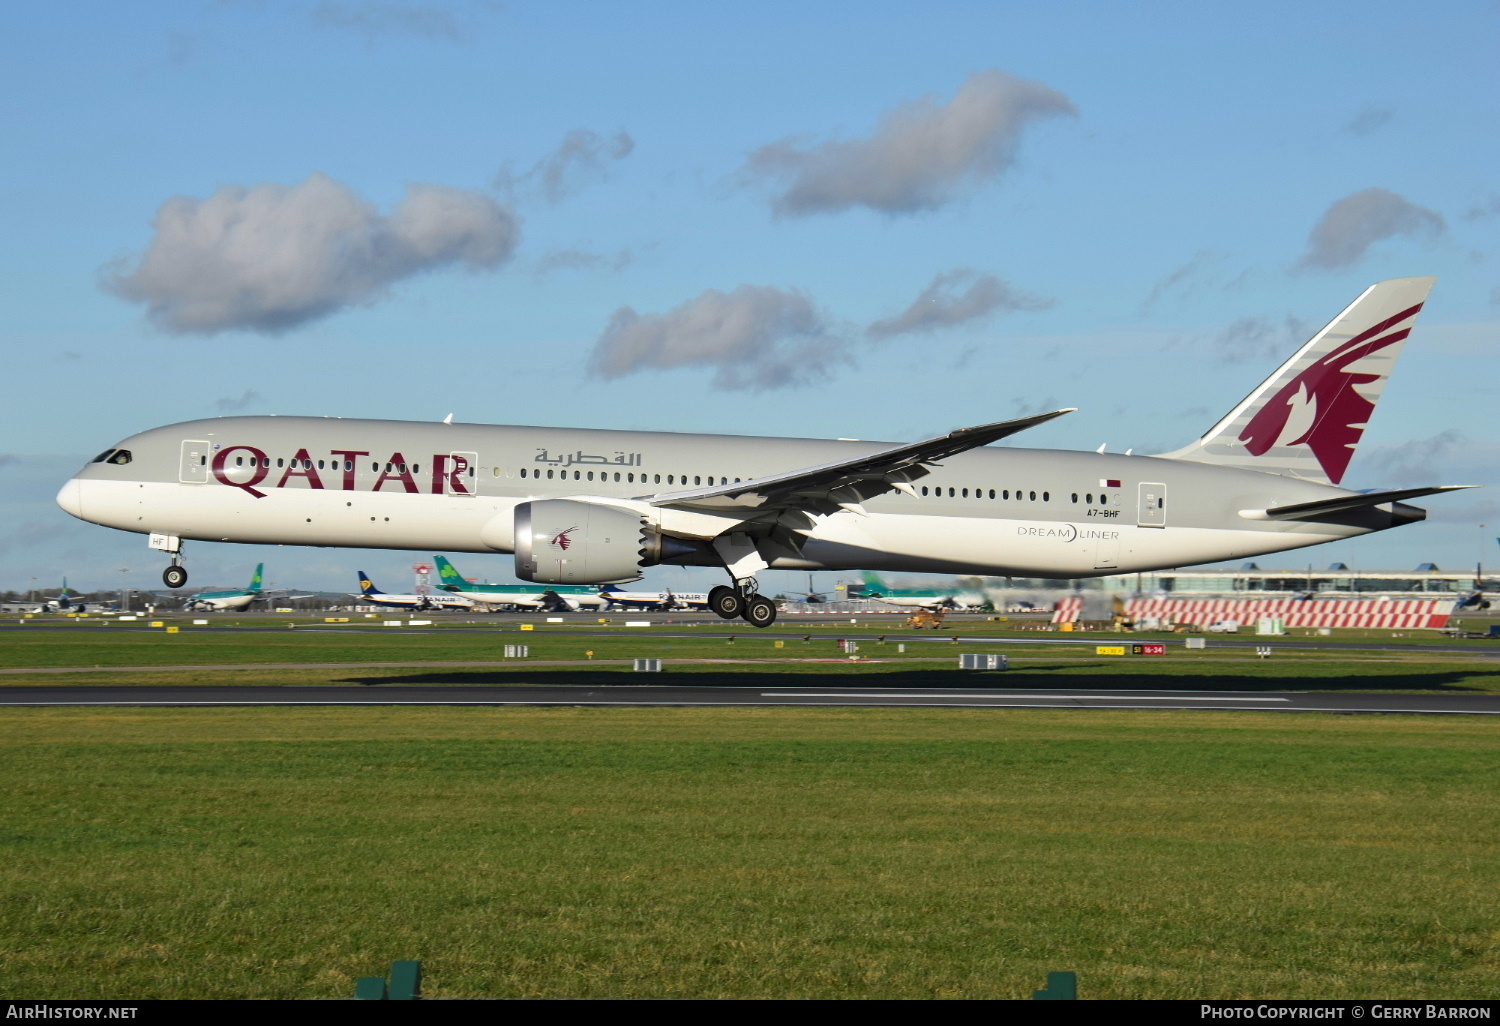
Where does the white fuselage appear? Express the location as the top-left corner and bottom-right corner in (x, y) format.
(185, 592), (258, 612)
(57, 416), (1422, 582)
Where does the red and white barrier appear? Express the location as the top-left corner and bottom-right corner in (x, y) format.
(1051, 596), (1456, 629)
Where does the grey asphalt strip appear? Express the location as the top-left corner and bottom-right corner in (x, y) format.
(1, 685), (1498, 715)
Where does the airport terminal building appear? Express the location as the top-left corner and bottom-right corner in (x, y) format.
(1089, 563), (1488, 600)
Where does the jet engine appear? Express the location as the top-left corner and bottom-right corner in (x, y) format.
(514, 499), (653, 584)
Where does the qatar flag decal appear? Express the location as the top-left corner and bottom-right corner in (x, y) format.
(1100, 478), (1121, 488)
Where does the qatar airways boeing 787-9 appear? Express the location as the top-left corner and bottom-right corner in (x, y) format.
(57, 277), (1469, 627)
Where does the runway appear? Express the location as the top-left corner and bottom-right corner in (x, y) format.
(4, 684), (1499, 714)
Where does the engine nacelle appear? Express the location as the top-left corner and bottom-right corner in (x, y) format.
(514, 499), (651, 585)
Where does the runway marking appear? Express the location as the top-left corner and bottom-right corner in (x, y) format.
(759, 692), (1291, 702)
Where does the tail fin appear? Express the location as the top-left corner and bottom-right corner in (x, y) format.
(433, 555), (466, 587)
(357, 572), (381, 595)
(1157, 277), (1435, 484)
(248, 563), (264, 592)
(861, 571), (889, 595)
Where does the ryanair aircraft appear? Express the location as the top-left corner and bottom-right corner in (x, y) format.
(57, 278), (1469, 628)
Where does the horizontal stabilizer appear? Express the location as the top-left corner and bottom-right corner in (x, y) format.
(1240, 485), (1474, 522)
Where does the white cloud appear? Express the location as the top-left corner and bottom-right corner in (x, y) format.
(496, 129), (635, 204)
(214, 390), (263, 413)
(743, 69), (1076, 217)
(1297, 188), (1445, 270)
(533, 247), (633, 277)
(1463, 195), (1500, 222)
(1204, 314), (1311, 365)
(868, 269), (1051, 337)
(103, 173), (519, 334)
(588, 285), (848, 391)
(1342, 104), (1394, 136)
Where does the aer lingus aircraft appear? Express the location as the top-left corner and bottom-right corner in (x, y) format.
(181, 562), (265, 612)
(433, 554), (606, 610)
(856, 572), (984, 611)
(57, 278), (1470, 629)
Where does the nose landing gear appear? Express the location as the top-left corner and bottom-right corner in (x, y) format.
(163, 562), (188, 589)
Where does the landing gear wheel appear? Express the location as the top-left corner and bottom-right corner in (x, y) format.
(741, 594), (777, 628)
(163, 565), (188, 589)
(708, 585), (742, 620)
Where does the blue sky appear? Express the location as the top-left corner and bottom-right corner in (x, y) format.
(3, 0), (1497, 598)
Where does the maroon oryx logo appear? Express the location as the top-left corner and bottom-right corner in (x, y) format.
(1238, 302), (1421, 485)
(551, 526), (579, 550)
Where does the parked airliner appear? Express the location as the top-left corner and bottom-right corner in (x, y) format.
(182, 563), (265, 612)
(856, 572), (984, 611)
(57, 278), (1469, 628)
(355, 572), (473, 611)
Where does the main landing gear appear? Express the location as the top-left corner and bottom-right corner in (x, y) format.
(708, 579), (778, 628)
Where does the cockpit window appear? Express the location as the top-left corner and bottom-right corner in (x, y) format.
(106, 450), (132, 465)
(91, 450), (116, 463)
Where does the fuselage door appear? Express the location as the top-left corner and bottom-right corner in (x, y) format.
(1094, 532), (1120, 569)
(445, 451), (479, 496)
(179, 440), (210, 484)
(1138, 482), (1167, 527)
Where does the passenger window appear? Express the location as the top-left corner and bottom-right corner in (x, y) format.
(1029, 491), (1036, 501)
(587, 471), (594, 481)
(520, 468), (527, 478)
(345, 461), (353, 472)
(962, 488), (968, 498)
(574, 470), (581, 480)
(627, 473), (634, 483)
(1100, 493), (1108, 504)
(1043, 492), (1050, 502)
(317, 460), (325, 470)
(277, 458), (284, 468)
(948, 487), (955, 497)
(654, 474), (661, 484)
(694, 476), (701, 485)
(614, 472), (621, 482)
(1086, 493), (1093, 504)
(236, 457), (244, 467)
(667, 475), (674, 484)
(547, 469), (554, 479)
(91, 450), (115, 464)
(921, 486), (928, 496)
(988, 489), (995, 499)
(1003, 490), (1009, 499)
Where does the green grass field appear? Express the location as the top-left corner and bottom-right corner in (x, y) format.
(2, 706), (1497, 999)
(3, 618), (1499, 692)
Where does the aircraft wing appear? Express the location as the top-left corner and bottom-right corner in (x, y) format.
(647, 409), (1075, 516)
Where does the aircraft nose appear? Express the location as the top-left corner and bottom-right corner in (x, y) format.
(56, 478), (85, 520)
